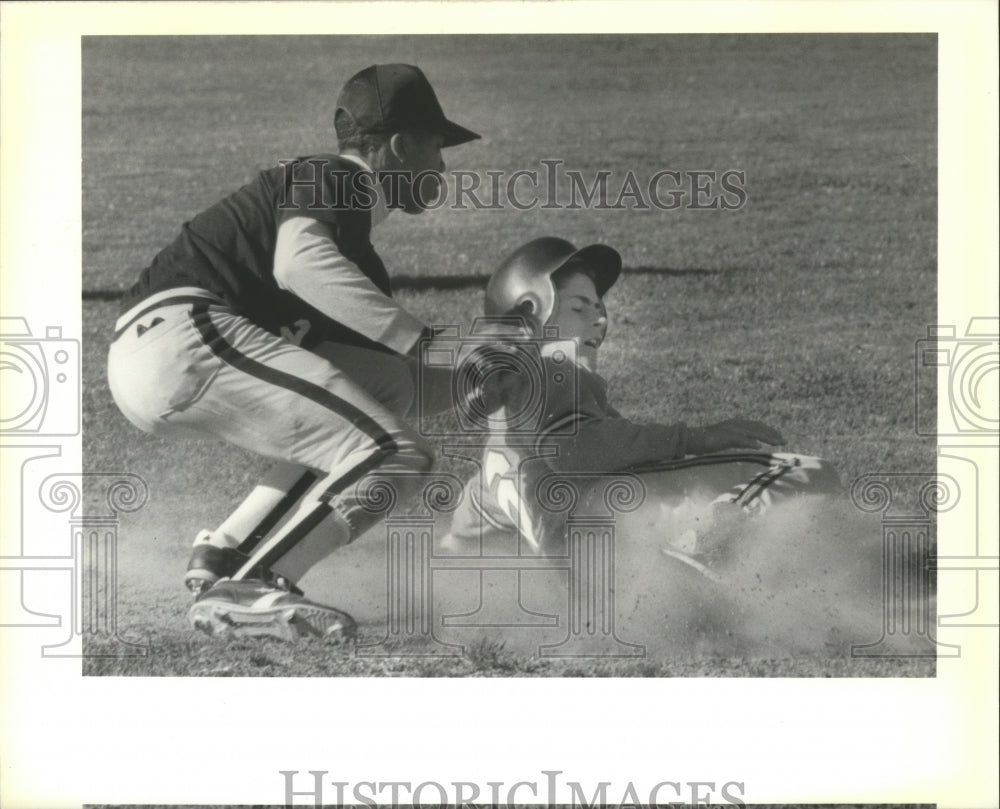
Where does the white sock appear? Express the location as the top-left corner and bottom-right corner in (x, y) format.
(212, 463), (315, 548)
(235, 496), (353, 584)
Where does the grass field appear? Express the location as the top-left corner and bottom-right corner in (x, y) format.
(81, 34), (937, 676)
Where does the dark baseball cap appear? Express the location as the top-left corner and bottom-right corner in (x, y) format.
(336, 63), (480, 148)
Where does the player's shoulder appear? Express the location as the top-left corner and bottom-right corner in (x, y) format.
(270, 152), (378, 226)
(279, 152), (366, 176)
(539, 353), (609, 425)
(260, 152), (369, 191)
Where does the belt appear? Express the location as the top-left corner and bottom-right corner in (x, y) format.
(113, 287), (224, 340)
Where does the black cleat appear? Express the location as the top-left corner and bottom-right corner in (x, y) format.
(184, 542), (249, 596)
(187, 579), (356, 643)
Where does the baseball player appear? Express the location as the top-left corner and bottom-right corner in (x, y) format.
(107, 64), (479, 641)
(444, 236), (842, 574)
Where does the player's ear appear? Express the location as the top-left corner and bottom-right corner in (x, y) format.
(388, 133), (408, 164)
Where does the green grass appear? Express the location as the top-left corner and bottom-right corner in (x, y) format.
(82, 34), (937, 676)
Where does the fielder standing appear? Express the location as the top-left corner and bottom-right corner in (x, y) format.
(107, 64), (479, 641)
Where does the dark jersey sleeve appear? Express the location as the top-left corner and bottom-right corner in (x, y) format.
(536, 360), (694, 472)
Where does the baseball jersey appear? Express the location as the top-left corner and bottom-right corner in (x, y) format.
(447, 346), (699, 551)
(530, 345), (697, 473)
(119, 153), (424, 355)
(447, 346), (842, 553)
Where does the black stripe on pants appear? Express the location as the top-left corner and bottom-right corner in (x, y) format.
(234, 448), (394, 579)
(238, 469), (319, 553)
(190, 305), (399, 456)
(188, 306), (402, 579)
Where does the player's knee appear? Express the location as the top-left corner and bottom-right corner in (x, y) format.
(410, 444), (435, 473)
(107, 343), (164, 435)
(396, 431), (435, 473)
(383, 373), (416, 418)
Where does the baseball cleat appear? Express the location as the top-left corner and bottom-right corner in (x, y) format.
(187, 579), (356, 643)
(184, 542), (250, 596)
(660, 545), (724, 583)
(661, 502), (750, 583)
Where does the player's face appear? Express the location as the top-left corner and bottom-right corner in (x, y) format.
(549, 271), (608, 371)
(386, 130), (446, 214)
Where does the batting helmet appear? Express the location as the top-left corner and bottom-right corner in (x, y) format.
(484, 237), (622, 331)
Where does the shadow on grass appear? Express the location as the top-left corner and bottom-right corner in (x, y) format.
(82, 265), (730, 302)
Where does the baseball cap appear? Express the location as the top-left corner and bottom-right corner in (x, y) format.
(336, 63), (480, 148)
